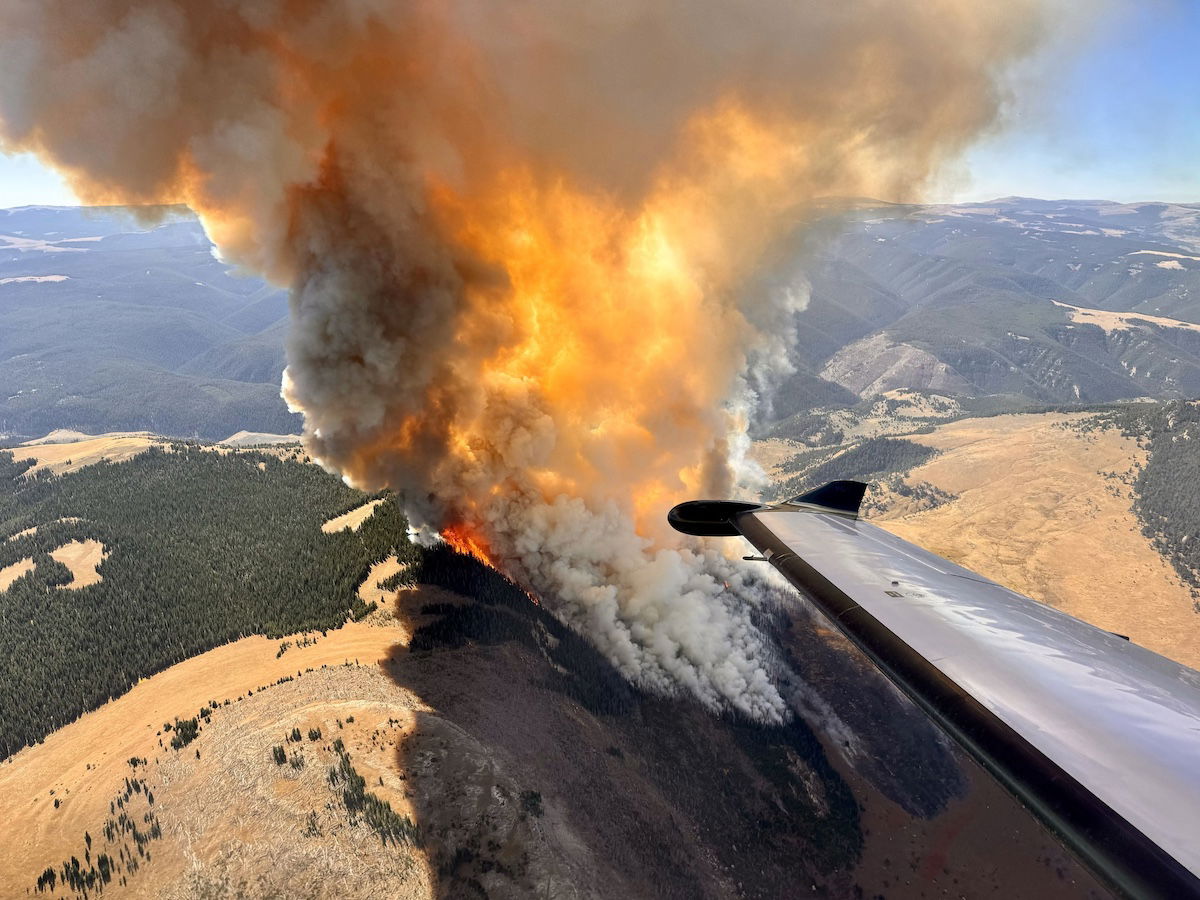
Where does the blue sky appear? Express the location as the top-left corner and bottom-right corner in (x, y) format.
(0, 150), (77, 208)
(951, 0), (1200, 203)
(1, 2), (1197, 208)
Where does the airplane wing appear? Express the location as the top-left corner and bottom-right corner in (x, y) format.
(670, 481), (1200, 899)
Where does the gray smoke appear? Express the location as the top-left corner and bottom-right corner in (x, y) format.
(1, 0), (1071, 721)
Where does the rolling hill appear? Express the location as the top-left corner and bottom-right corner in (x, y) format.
(0, 206), (297, 441)
(761, 199), (1200, 434)
(753, 399), (1200, 670)
(0, 437), (1106, 898)
(6, 199), (1200, 442)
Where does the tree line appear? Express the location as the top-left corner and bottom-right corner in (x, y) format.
(0, 446), (417, 757)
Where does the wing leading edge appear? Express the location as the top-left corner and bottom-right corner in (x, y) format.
(670, 482), (1200, 899)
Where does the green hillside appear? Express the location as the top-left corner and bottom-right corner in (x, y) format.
(0, 447), (415, 757)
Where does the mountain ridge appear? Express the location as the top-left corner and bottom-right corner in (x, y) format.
(6, 198), (1200, 440)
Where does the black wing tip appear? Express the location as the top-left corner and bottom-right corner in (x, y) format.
(787, 480), (867, 516)
(667, 500), (762, 537)
(668, 480), (866, 535)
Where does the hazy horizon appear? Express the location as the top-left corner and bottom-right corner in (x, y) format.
(4, 193), (1200, 216)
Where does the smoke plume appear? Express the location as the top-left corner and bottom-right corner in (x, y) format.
(2, 0), (1058, 721)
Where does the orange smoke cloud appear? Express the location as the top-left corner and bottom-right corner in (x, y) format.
(1, 0), (1065, 720)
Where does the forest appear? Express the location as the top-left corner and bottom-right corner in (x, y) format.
(1095, 400), (1200, 602)
(0, 446), (416, 757)
(765, 436), (937, 502)
(6, 400), (1197, 759)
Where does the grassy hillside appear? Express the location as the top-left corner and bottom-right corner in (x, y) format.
(0, 447), (416, 757)
(757, 405), (1200, 668)
(1083, 399), (1200, 602)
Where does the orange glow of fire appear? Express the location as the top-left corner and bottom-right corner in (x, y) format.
(423, 103), (815, 541)
(442, 523), (496, 567)
(442, 522), (543, 607)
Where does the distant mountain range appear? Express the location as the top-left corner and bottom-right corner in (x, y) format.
(0, 205), (296, 441)
(3, 198), (1200, 442)
(767, 198), (1200, 428)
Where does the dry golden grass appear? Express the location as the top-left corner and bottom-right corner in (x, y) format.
(49, 539), (107, 589)
(218, 431), (301, 447)
(11, 433), (163, 477)
(21, 429), (154, 445)
(1052, 300), (1200, 335)
(873, 413), (1199, 669)
(151, 667), (431, 900)
(322, 499), (385, 534)
(0, 598), (433, 898)
(747, 438), (802, 476)
(10, 432), (305, 479)
(359, 556), (410, 609)
(0, 557), (34, 591)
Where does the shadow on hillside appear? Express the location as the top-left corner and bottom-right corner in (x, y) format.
(377, 546), (865, 899)
(377, 546), (1109, 899)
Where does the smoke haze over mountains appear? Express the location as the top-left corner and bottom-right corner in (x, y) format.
(0, 0), (1083, 718)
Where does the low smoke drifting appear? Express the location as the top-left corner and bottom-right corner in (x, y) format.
(2, 0), (1062, 721)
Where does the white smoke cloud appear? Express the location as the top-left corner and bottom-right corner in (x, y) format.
(0, 0), (1074, 722)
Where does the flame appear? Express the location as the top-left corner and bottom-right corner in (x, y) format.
(442, 521), (542, 607)
(442, 523), (496, 568)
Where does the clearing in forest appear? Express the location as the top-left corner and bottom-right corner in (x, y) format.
(48, 539), (107, 589)
(323, 498), (385, 534)
(359, 555), (410, 610)
(0, 558), (34, 591)
(11, 433), (163, 477)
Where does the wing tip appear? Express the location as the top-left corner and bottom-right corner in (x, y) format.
(787, 480), (867, 516)
(668, 481), (867, 535)
(667, 500), (762, 536)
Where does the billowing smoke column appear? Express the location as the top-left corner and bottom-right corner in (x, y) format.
(1, 0), (1055, 721)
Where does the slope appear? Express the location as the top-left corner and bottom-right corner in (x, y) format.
(0, 549), (1106, 899)
(0, 206), (295, 440)
(756, 410), (1199, 670)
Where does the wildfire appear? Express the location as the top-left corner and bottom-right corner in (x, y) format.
(0, 0), (1061, 721)
(442, 522), (543, 607)
(442, 524), (496, 568)
(427, 119), (776, 545)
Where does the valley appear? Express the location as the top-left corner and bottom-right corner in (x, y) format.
(5, 196), (1200, 898)
(6, 199), (1200, 446)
